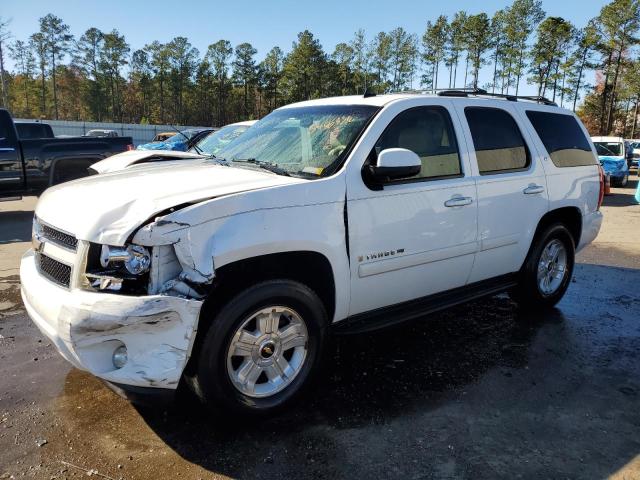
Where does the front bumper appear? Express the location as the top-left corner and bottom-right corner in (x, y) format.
(20, 250), (203, 392)
(604, 170), (627, 180)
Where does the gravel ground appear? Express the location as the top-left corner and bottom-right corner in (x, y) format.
(1, 179), (639, 480)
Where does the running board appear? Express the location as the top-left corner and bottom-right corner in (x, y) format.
(333, 274), (518, 335)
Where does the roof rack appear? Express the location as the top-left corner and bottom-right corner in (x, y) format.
(390, 87), (558, 106)
(436, 88), (557, 106)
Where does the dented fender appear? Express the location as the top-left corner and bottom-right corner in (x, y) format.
(129, 178), (352, 322)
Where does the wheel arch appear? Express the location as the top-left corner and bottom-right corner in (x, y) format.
(534, 206), (582, 247)
(184, 250), (336, 375)
(521, 206), (582, 271)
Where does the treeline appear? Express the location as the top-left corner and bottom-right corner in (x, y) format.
(0, 0), (639, 135)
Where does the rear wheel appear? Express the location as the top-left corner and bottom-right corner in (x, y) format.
(509, 224), (575, 310)
(192, 279), (326, 415)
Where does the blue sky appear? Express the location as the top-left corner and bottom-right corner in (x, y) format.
(3, 0), (610, 97)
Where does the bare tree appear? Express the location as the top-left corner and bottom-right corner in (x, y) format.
(0, 17), (12, 108)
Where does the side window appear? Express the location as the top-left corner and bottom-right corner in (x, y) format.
(0, 111), (18, 148)
(526, 111), (597, 167)
(464, 107), (530, 174)
(374, 106), (462, 181)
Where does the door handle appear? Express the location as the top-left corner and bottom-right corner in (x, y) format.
(523, 184), (545, 195)
(444, 195), (473, 207)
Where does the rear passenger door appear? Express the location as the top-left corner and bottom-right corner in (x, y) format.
(453, 102), (549, 283)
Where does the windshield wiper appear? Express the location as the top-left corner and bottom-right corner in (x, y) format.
(170, 124), (205, 155)
(232, 158), (290, 176)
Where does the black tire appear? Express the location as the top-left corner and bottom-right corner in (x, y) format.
(509, 224), (575, 310)
(192, 279), (327, 415)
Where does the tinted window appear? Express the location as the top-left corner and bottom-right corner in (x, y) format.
(374, 106), (461, 180)
(0, 110), (18, 147)
(526, 111), (597, 167)
(16, 123), (53, 139)
(465, 107), (529, 174)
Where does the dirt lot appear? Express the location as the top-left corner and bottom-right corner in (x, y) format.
(1, 180), (639, 479)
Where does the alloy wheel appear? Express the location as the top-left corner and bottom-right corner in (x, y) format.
(226, 306), (309, 398)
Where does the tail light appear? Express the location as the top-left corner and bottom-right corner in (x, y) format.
(126, 144), (134, 151)
(597, 165), (605, 210)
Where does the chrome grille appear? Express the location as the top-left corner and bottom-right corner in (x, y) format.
(40, 222), (78, 251)
(36, 253), (72, 288)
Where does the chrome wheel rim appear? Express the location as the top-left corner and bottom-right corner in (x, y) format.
(537, 239), (568, 296)
(226, 306), (308, 398)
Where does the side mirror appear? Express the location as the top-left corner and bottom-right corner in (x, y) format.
(365, 148), (421, 184)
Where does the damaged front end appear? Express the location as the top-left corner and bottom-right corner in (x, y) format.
(20, 212), (214, 399)
(85, 210), (216, 300)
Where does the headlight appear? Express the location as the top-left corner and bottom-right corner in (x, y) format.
(32, 216), (43, 251)
(100, 244), (151, 275)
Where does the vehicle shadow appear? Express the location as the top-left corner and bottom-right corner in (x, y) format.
(133, 295), (552, 476)
(0, 210), (33, 244)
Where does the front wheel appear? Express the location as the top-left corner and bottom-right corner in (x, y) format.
(192, 279), (327, 415)
(509, 224), (575, 310)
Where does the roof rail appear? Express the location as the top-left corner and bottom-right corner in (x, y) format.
(389, 87), (558, 106)
(437, 89), (557, 106)
(515, 95), (557, 106)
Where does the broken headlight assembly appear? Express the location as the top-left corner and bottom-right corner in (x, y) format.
(84, 243), (151, 294)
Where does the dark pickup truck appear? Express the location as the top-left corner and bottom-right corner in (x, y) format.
(0, 109), (133, 200)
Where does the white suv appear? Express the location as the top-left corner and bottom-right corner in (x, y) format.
(20, 91), (603, 414)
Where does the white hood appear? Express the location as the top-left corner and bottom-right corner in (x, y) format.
(90, 150), (204, 174)
(36, 160), (302, 245)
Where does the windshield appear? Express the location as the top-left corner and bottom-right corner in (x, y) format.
(216, 105), (378, 177)
(594, 141), (623, 157)
(192, 124), (250, 156)
(165, 130), (199, 143)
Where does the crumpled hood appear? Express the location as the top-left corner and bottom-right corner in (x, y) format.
(36, 160), (302, 245)
(598, 155), (626, 173)
(90, 150), (204, 174)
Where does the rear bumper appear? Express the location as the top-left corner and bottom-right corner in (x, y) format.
(577, 210), (603, 252)
(20, 249), (203, 392)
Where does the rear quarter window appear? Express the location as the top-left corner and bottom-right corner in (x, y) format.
(525, 111), (596, 167)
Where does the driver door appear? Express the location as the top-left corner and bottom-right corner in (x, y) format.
(346, 100), (478, 316)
